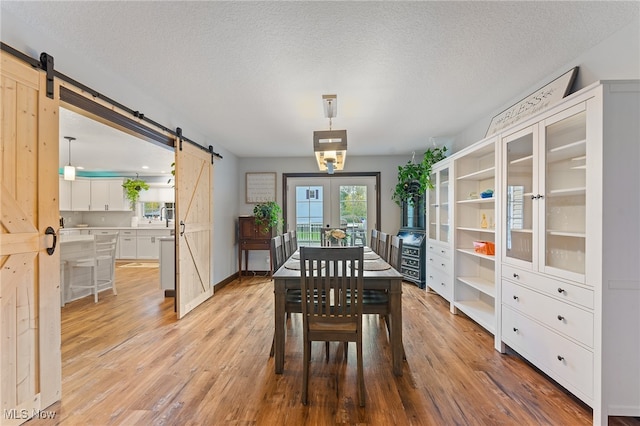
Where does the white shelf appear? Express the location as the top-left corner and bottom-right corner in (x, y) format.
(509, 228), (533, 233)
(547, 187), (586, 196)
(547, 230), (586, 238)
(457, 276), (495, 297)
(457, 166), (495, 181)
(547, 139), (586, 162)
(510, 154), (533, 165)
(457, 198), (494, 205)
(456, 248), (496, 261)
(457, 226), (495, 233)
(454, 300), (495, 333)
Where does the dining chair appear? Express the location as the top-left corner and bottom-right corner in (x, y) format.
(269, 235), (302, 357)
(282, 232), (293, 259)
(299, 246), (365, 406)
(388, 235), (403, 270)
(378, 231), (390, 261)
(290, 229), (298, 252)
(67, 232), (119, 303)
(370, 229), (379, 253)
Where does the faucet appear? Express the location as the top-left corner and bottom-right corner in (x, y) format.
(160, 207), (168, 227)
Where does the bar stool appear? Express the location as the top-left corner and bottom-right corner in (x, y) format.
(67, 233), (118, 303)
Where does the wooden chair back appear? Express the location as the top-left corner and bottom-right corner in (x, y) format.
(290, 230), (298, 252)
(388, 235), (403, 270)
(370, 229), (379, 253)
(270, 236), (286, 274)
(282, 232), (293, 259)
(378, 232), (389, 261)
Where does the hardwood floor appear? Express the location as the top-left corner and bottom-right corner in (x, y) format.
(28, 264), (639, 425)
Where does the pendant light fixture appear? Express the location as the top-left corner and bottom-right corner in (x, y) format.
(63, 136), (76, 181)
(313, 94), (347, 174)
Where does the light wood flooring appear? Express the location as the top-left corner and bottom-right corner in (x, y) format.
(28, 263), (639, 425)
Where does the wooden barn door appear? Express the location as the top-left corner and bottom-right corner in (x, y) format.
(175, 141), (213, 318)
(0, 51), (62, 422)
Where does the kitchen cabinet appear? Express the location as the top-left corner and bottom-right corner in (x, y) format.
(118, 230), (137, 259)
(137, 229), (172, 259)
(59, 177), (71, 211)
(90, 179), (128, 211)
(70, 179), (91, 211)
(238, 216), (273, 280)
(139, 186), (175, 203)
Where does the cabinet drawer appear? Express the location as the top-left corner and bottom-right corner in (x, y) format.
(402, 246), (420, 257)
(502, 264), (593, 309)
(426, 268), (452, 301)
(502, 280), (593, 347)
(401, 267), (420, 281)
(120, 230), (136, 237)
(401, 256), (420, 269)
(502, 306), (593, 403)
(137, 229), (172, 236)
(427, 243), (451, 259)
(427, 251), (450, 273)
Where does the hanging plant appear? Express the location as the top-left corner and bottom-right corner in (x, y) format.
(253, 201), (282, 230)
(122, 177), (150, 209)
(392, 146), (447, 206)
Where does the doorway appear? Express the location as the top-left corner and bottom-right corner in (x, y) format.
(284, 173), (379, 246)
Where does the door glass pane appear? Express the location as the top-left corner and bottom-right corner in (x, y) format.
(506, 133), (533, 262)
(544, 111), (586, 274)
(439, 168), (450, 243)
(427, 172), (437, 240)
(295, 185), (324, 246)
(339, 185), (368, 246)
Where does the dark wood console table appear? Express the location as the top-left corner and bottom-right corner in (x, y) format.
(238, 216), (272, 280)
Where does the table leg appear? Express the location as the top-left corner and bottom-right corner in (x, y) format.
(389, 279), (403, 376)
(274, 279), (286, 374)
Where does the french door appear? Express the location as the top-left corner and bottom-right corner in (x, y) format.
(285, 176), (377, 246)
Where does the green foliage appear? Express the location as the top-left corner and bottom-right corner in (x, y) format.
(253, 201), (282, 230)
(392, 146), (447, 206)
(122, 178), (150, 209)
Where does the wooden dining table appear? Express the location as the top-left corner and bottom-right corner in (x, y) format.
(272, 248), (405, 376)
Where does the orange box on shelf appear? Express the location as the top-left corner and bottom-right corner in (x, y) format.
(473, 241), (495, 255)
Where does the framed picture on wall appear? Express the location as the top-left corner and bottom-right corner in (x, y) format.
(246, 172), (276, 203)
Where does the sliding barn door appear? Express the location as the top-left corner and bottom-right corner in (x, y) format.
(0, 51), (62, 421)
(175, 141), (213, 318)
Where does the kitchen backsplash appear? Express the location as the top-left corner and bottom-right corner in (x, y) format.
(60, 211), (135, 228)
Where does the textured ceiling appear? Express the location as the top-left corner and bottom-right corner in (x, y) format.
(3, 1), (639, 168)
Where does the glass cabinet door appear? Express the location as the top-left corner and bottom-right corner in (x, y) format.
(427, 171), (437, 241)
(542, 108), (586, 279)
(504, 127), (535, 265)
(438, 167), (450, 243)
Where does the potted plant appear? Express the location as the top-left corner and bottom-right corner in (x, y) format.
(392, 146), (447, 206)
(122, 177), (150, 209)
(253, 201), (282, 230)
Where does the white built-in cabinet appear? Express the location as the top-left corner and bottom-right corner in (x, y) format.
(59, 178), (129, 211)
(452, 138), (499, 344)
(427, 81), (639, 424)
(425, 161), (454, 305)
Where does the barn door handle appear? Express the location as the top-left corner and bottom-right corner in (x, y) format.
(45, 226), (57, 255)
(180, 220), (186, 236)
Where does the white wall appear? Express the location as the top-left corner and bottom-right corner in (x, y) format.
(452, 18), (640, 151)
(237, 154), (411, 270)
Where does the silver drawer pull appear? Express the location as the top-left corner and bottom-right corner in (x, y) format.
(557, 315), (565, 321)
(513, 273), (519, 279)
(513, 327), (518, 333)
(557, 287), (565, 294)
(513, 295), (519, 301)
(557, 355), (564, 361)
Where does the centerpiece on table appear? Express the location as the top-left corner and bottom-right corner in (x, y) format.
(325, 228), (347, 246)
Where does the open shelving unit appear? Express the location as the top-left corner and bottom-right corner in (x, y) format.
(452, 138), (499, 339)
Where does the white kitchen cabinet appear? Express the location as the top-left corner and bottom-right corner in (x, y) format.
(136, 229), (172, 260)
(139, 186), (175, 203)
(90, 179), (128, 211)
(59, 177), (71, 211)
(498, 81), (639, 424)
(70, 178), (91, 211)
(118, 230), (137, 259)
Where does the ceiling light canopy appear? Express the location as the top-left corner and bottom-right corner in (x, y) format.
(314, 94), (347, 174)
